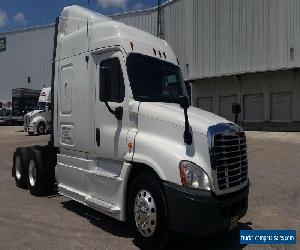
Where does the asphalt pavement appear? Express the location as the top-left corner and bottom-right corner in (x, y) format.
(0, 127), (299, 249)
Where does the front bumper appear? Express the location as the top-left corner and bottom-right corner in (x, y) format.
(162, 181), (249, 236)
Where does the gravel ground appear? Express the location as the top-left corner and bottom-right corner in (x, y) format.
(0, 126), (299, 249)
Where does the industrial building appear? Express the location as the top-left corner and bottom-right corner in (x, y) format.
(0, 0), (300, 130)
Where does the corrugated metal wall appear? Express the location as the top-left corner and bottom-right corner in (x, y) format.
(0, 26), (54, 101)
(113, 0), (300, 80)
(1, 0), (300, 101)
(112, 10), (158, 36)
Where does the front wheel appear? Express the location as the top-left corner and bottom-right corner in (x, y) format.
(37, 123), (46, 135)
(128, 172), (168, 249)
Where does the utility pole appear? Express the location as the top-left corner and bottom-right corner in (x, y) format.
(157, 0), (163, 38)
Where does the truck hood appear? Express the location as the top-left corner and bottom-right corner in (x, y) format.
(138, 102), (229, 136)
(25, 110), (42, 117)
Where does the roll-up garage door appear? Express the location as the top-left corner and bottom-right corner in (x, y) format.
(271, 92), (292, 121)
(219, 95), (236, 121)
(196, 97), (213, 112)
(243, 94), (263, 121)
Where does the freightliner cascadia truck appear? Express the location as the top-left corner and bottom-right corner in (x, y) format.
(24, 87), (52, 135)
(12, 5), (249, 248)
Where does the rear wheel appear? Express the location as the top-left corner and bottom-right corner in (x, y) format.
(27, 147), (56, 196)
(128, 172), (168, 249)
(13, 147), (30, 188)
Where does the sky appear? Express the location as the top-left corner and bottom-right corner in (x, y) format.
(0, 0), (163, 33)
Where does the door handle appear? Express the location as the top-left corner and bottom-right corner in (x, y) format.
(96, 128), (100, 147)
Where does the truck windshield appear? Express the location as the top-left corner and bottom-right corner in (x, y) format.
(127, 53), (188, 103)
(1, 108), (11, 116)
(36, 102), (46, 110)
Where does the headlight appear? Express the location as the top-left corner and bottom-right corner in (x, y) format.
(179, 161), (211, 190)
(30, 121), (36, 126)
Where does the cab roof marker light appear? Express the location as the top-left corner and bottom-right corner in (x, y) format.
(130, 42), (134, 51)
(158, 50), (162, 58)
(153, 48), (157, 56)
(163, 52), (167, 59)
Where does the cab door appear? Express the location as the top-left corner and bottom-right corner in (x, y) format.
(94, 50), (128, 159)
(88, 50), (129, 204)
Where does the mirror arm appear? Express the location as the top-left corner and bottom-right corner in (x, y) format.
(179, 95), (193, 145)
(183, 107), (193, 145)
(104, 102), (115, 116)
(104, 102), (123, 120)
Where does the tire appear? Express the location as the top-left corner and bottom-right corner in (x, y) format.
(13, 147), (30, 189)
(28, 131), (34, 136)
(27, 147), (56, 196)
(128, 172), (168, 249)
(37, 122), (46, 135)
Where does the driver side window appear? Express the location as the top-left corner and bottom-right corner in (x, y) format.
(100, 58), (125, 103)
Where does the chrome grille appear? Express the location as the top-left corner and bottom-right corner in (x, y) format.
(208, 123), (248, 193)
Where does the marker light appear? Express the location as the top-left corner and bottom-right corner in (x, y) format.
(153, 48), (157, 56)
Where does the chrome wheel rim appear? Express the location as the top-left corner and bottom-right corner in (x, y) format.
(15, 156), (22, 180)
(28, 160), (37, 187)
(134, 189), (157, 237)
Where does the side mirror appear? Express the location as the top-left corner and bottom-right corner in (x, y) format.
(179, 95), (193, 145)
(100, 66), (111, 102)
(185, 82), (192, 101)
(232, 103), (241, 123)
(232, 103), (241, 114)
(179, 95), (190, 109)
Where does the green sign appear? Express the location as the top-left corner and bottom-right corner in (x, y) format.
(0, 37), (6, 52)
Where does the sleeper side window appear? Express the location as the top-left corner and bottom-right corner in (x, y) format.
(100, 58), (125, 103)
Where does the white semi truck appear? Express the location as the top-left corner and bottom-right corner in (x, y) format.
(12, 6), (249, 248)
(24, 87), (52, 135)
